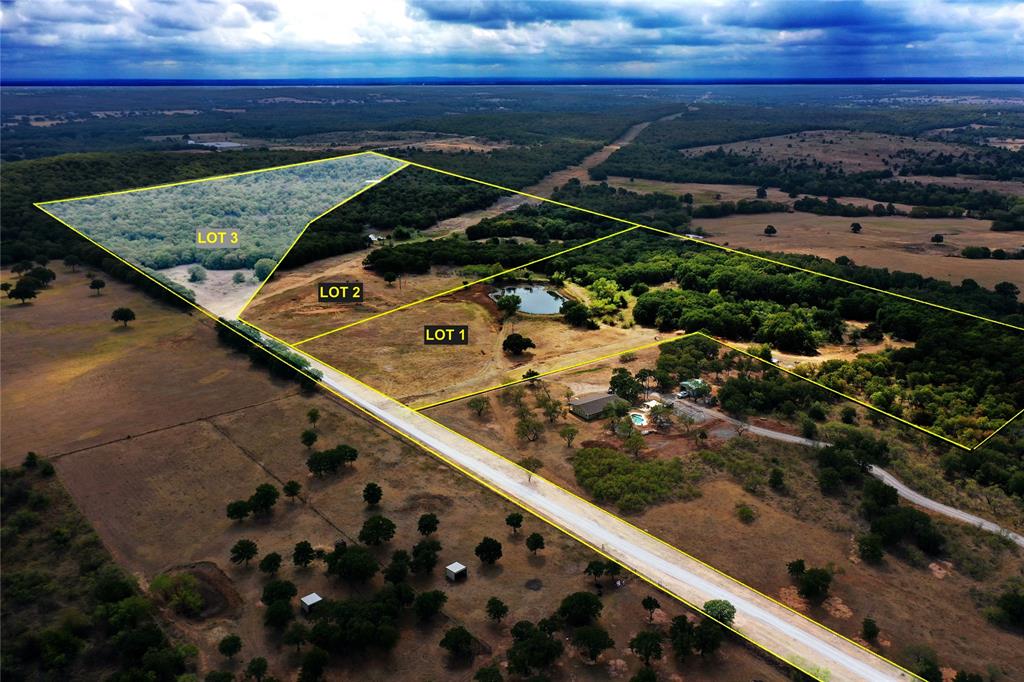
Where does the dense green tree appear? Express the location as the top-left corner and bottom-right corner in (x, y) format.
(230, 539), (258, 566)
(300, 429), (318, 449)
(862, 617), (880, 642)
(363, 482), (383, 506)
(486, 596), (509, 623)
(668, 615), (696, 659)
(440, 625), (474, 659)
(525, 532), (545, 555)
(506, 621), (563, 676)
(258, 552), (282, 575)
(558, 591), (603, 627)
(414, 590), (448, 622)
(797, 567), (832, 601)
(111, 307), (135, 327)
(417, 512), (439, 536)
(292, 540), (315, 568)
(629, 631), (663, 666)
(505, 512), (524, 535)
(558, 424), (579, 447)
(411, 538), (442, 574)
(694, 619), (723, 656)
(283, 480), (302, 501)
(474, 664), (504, 682)
(384, 549), (411, 584)
(359, 515), (397, 546)
(8, 281), (38, 303)
(502, 333), (536, 355)
(475, 537), (503, 565)
(496, 294), (521, 318)
(218, 634), (242, 659)
(326, 545), (378, 583)
(248, 483), (279, 516)
(283, 622), (309, 652)
(253, 259), (276, 281)
(298, 647), (328, 682)
(857, 534), (885, 564)
(227, 500), (251, 521)
(572, 624), (614, 661)
(642, 596), (661, 622)
(468, 396), (489, 418)
(703, 599), (735, 626)
(245, 656), (268, 681)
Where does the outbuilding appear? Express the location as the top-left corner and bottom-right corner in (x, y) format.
(445, 562), (468, 582)
(300, 593), (323, 615)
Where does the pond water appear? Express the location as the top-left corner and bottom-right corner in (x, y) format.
(490, 285), (568, 315)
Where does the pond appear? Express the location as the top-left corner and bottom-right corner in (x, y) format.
(490, 285), (568, 315)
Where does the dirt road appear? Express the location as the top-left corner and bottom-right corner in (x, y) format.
(681, 401), (1024, 547)
(282, 340), (914, 681)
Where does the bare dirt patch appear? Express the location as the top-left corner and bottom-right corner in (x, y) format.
(158, 264), (259, 318)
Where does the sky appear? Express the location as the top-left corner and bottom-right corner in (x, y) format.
(1, 0), (1022, 80)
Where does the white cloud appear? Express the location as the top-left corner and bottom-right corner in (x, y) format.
(0, 0), (1021, 78)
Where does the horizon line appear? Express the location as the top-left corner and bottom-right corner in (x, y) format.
(4, 76), (1024, 87)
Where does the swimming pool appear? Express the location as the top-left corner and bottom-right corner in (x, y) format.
(630, 412), (648, 426)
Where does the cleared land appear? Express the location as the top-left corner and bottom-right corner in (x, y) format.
(296, 283), (673, 408)
(602, 177), (917, 213)
(428, 353), (1024, 678)
(690, 213), (1023, 289)
(3, 270), (785, 681)
(681, 130), (972, 173)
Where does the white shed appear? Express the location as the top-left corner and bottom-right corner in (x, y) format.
(445, 562), (467, 582)
(300, 593), (323, 615)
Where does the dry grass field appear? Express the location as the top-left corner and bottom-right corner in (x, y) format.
(603, 176), (918, 213)
(240, 248), (475, 343)
(681, 130), (972, 173)
(690, 212), (1023, 289)
(429, 364), (1024, 678)
(299, 284), (675, 408)
(2, 267), (786, 681)
(0, 267), (296, 463)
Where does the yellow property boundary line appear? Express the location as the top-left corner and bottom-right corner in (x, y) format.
(34, 195), (926, 681)
(36, 149), (379, 205)
(37, 149), (1015, 450)
(412, 327), (1019, 452)
(290, 224), (643, 345)
(240, 317), (924, 682)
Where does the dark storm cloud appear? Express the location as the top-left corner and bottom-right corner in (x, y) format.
(0, 0), (1021, 80)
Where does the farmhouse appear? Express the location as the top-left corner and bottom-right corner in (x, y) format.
(569, 393), (619, 421)
(679, 378), (709, 397)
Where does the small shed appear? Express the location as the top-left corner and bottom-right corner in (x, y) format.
(445, 562), (468, 582)
(300, 593), (323, 615)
